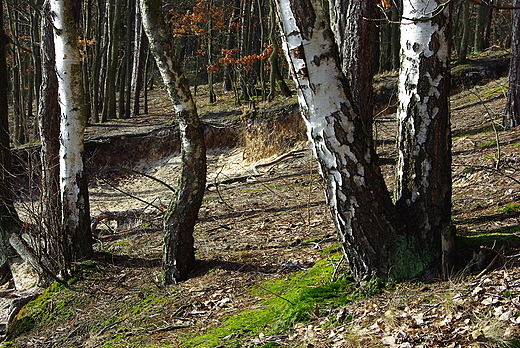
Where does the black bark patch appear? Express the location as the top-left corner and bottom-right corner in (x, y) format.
(289, 0), (316, 40)
(291, 44), (306, 60)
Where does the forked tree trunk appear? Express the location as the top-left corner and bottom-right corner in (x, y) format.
(140, 0), (207, 284)
(504, 0), (520, 129)
(50, 0), (93, 266)
(275, 0), (453, 281)
(275, 0), (399, 281)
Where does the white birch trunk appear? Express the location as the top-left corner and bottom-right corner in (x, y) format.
(50, 0), (92, 261)
(275, 0), (401, 280)
(396, 0), (453, 271)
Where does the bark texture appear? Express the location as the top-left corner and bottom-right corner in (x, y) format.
(50, 0), (93, 263)
(395, 0), (454, 273)
(329, 0), (378, 136)
(0, 0), (20, 271)
(140, 0), (207, 284)
(276, 0), (452, 281)
(39, 3), (66, 274)
(276, 0), (400, 281)
(504, 0), (520, 129)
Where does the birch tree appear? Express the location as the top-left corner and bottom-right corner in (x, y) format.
(275, 0), (453, 281)
(395, 0), (454, 274)
(140, 0), (207, 284)
(50, 0), (92, 264)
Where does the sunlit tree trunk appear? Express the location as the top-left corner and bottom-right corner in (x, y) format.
(395, 0), (454, 273)
(140, 0), (206, 284)
(504, 0), (520, 129)
(131, 7), (146, 118)
(276, 0), (399, 281)
(276, 0), (453, 281)
(50, 0), (92, 265)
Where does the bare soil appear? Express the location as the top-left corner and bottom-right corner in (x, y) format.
(3, 71), (520, 347)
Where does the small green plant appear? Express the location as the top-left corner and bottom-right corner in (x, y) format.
(478, 140), (496, 148)
(497, 203), (520, 214)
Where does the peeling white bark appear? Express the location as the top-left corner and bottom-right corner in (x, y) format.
(396, 0), (450, 204)
(276, 0), (398, 280)
(50, 0), (89, 232)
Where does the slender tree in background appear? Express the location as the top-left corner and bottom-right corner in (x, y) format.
(474, 2), (492, 53)
(0, 0), (21, 281)
(504, 0), (520, 129)
(457, 0), (470, 64)
(101, 0), (122, 122)
(140, 0), (207, 284)
(50, 0), (93, 266)
(275, 0), (453, 281)
(268, 0), (291, 100)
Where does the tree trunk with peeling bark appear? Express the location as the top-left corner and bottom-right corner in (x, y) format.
(140, 0), (207, 284)
(50, 0), (93, 266)
(395, 0), (454, 275)
(504, 0), (520, 129)
(275, 0), (453, 281)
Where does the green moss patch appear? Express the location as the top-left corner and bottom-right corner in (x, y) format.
(184, 254), (362, 347)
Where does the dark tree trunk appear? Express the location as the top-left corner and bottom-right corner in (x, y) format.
(474, 4), (492, 53)
(39, 3), (65, 275)
(224, 0), (241, 92)
(504, 0), (520, 129)
(330, 0), (378, 138)
(140, 0), (206, 284)
(0, 0), (21, 272)
(102, 0), (122, 121)
(268, 0), (291, 100)
(458, 0), (470, 64)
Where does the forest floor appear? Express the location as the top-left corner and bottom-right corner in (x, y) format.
(3, 60), (520, 347)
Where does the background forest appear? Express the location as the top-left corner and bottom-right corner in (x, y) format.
(4, 0), (518, 140)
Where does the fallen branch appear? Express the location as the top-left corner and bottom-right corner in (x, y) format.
(91, 205), (166, 235)
(253, 149), (307, 174)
